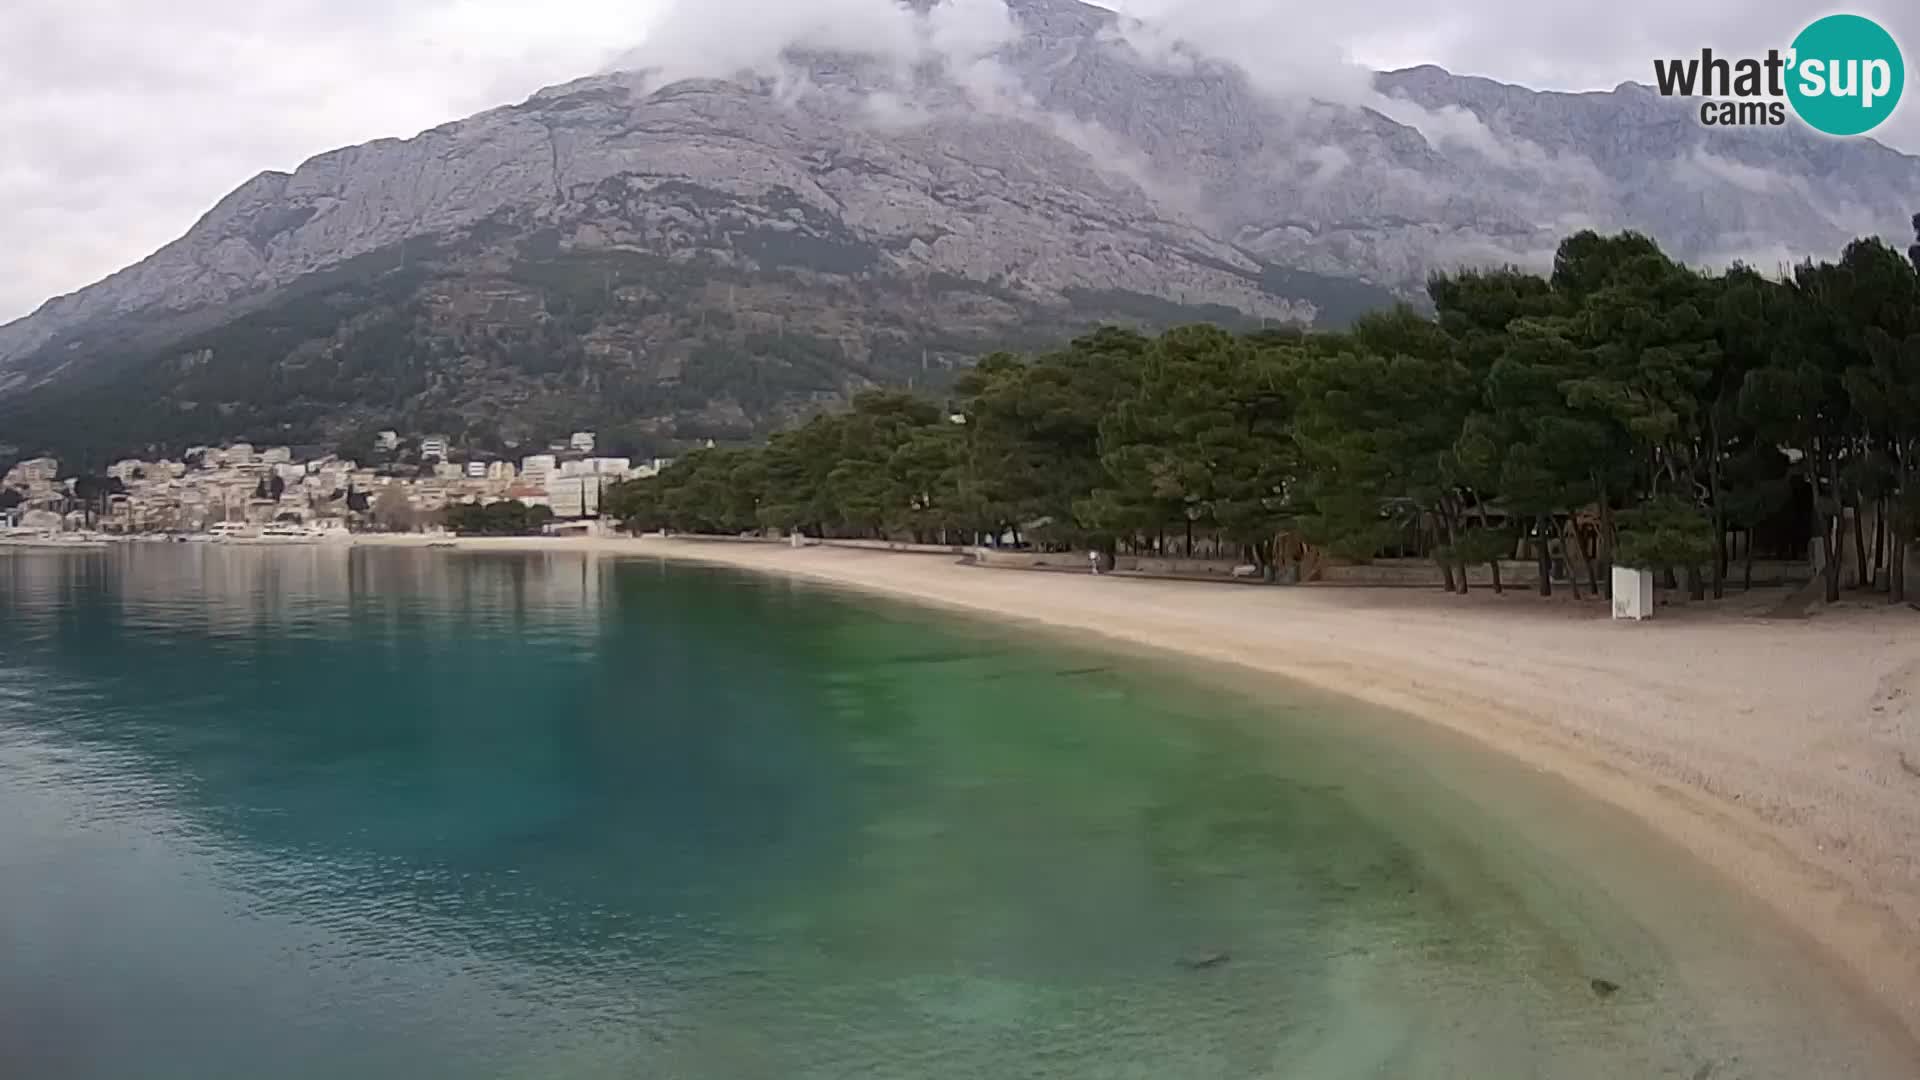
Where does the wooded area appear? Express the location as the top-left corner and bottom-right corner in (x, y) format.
(607, 226), (1920, 603)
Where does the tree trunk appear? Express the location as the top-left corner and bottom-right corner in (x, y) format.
(1431, 514), (1457, 593)
(1897, 458), (1915, 604)
(1474, 497), (1502, 595)
(1685, 563), (1705, 602)
(1743, 530), (1755, 592)
(1872, 499), (1887, 592)
(1536, 515), (1553, 598)
(1711, 528), (1726, 599)
(1564, 520), (1595, 601)
(1711, 422), (1727, 600)
(1892, 534), (1907, 604)
(1441, 499), (1468, 594)
(1824, 454), (1843, 604)
(1258, 539), (1279, 584)
(1824, 516), (1844, 604)
(1660, 566), (1678, 592)
(1852, 502), (1871, 593)
(1594, 480), (1615, 600)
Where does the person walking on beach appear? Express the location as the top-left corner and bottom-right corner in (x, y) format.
(1089, 549), (1102, 575)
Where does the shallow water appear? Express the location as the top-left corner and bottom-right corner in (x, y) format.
(0, 546), (1909, 1078)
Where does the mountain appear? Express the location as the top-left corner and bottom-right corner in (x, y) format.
(3, 0), (1917, 464)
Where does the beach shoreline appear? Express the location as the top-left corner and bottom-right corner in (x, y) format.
(359, 532), (1920, 1043)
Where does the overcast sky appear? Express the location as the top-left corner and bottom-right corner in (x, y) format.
(2, 0), (1915, 324)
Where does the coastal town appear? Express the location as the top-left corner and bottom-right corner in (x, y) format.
(0, 430), (675, 541)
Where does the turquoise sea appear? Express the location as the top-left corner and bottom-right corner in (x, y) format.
(0, 546), (1910, 1078)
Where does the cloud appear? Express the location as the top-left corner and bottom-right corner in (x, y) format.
(607, 0), (1017, 87)
(1672, 149), (1800, 195)
(859, 89), (934, 130)
(0, 0), (659, 325)
(1302, 145), (1352, 187)
(1109, 0), (1920, 153)
(1099, 0), (1614, 200)
(1035, 108), (1208, 215)
(1099, 1), (1374, 106)
(1368, 97), (1510, 159)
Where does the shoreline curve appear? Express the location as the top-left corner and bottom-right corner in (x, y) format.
(359, 533), (1920, 1051)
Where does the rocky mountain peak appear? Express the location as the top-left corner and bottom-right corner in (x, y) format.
(2, 4), (1917, 462)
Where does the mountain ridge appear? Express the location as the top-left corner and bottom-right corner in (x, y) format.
(4, 0), (1917, 462)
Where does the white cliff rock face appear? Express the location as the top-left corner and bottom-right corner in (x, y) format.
(3, 0), (1918, 385)
(0, 65), (1304, 379)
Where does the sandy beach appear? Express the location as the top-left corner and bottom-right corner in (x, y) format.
(365, 533), (1920, 1039)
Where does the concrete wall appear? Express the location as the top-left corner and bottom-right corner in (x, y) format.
(969, 549), (1247, 576)
(974, 550), (1550, 587)
(814, 538), (974, 555)
(1317, 559), (1542, 588)
(651, 533), (976, 557)
(1121, 555), (1250, 577)
(969, 549), (1068, 571)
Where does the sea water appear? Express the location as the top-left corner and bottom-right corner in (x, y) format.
(0, 546), (1910, 1078)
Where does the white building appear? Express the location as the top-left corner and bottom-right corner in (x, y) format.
(4, 457), (62, 500)
(420, 436), (449, 460)
(558, 457), (635, 479)
(226, 443), (256, 466)
(520, 454), (558, 486)
(570, 431), (597, 453)
(547, 475), (603, 519)
(107, 459), (147, 482)
(486, 461), (516, 482)
(433, 461), (463, 481)
(5, 457), (59, 488)
(261, 446), (292, 465)
(465, 461), (489, 478)
(375, 430), (401, 452)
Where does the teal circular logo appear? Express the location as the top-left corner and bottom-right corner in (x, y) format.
(1787, 14), (1904, 136)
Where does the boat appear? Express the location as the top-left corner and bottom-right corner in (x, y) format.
(218, 523), (356, 546)
(256, 524), (320, 544)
